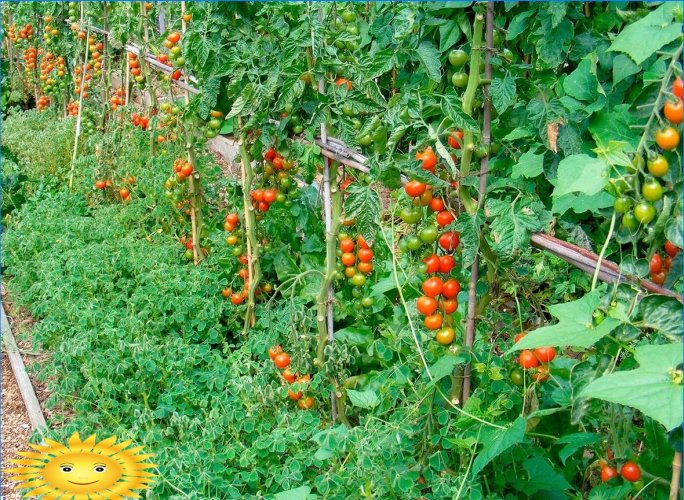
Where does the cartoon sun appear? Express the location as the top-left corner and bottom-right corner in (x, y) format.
(4, 432), (157, 499)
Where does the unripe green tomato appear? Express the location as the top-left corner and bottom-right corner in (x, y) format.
(284, 200), (293, 208)
(351, 118), (363, 130)
(205, 129), (218, 138)
(361, 296), (374, 308)
(184, 249), (194, 260)
(350, 273), (366, 287)
(613, 196), (632, 214)
(419, 225), (439, 244)
(352, 287), (364, 298)
(448, 49), (468, 66)
(642, 180), (663, 202)
(231, 246), (243, 257)
(276, 193), (286, 203)
(292, 125), (303, 134)
(406, 235), (423, 251)
(283, 103), (293, 114)
(634, 202), (656, 224)
(510, 368), (524, 386)
(341, 9), (357, 22)
(208, 118), (222, 130)
(280, 177), (292, 189)
(346, 40), (359, 51)
(170, 45), (182, 56)
(358, 134), (373, 147)
(399, 206), (422, 224)
(452, 72), (468, 88)
(341, 104), (356, 116)
(622, 211), (639, 231)
(346, 24), (359, 36)
(398, 237), (409, 253)
(175, 56), (186, 67)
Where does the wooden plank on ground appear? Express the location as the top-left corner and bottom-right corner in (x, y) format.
(1, 304), (47, 433)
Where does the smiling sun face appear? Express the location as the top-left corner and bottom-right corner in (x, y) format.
(4, 432), (157, 499)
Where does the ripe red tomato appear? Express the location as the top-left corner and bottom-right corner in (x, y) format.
(357, 261), (373, 274)
(357, 248), (374, 263)
(341, 252), (356, 266)
(340, 238), (355, 253)
(651, 271), (666, 285)
(226, 213), (239, 225)
(417, 296), (438, 315)
(534, 346), (556, 363)
(298, 396), (314, 410)
(167, 31), (181, 44)
(273, 157), (284, 170)
(441, 299), (457, 314)
(438, 255), (455, 274)
(181, 163), (193, 177)
(252, 189), (265, 202)
(530, 364), (550, 383)
(257, 201), (270, 212)
(424, 313), (443, 330)
(273, 352), (291, 369)
(601, 466), (618, 482)
(448, 130), (464, 149)
(436, 211), (455, 227)
(119, 188), (130, 199)
(415, 147), (438, 172)
(268, 345), (282, 360)
(287, 387), (302, 400)
(264, 148), (277, 161)
(405, 180), (428, 198)
(438, 231), (460, 251)
(95, 180), (106, 190)
(422, 277), (444, 297)
(674, 78), (683, 99)
(514, 332), (526, 343)
(357, 234), (370, 249)
(435, 326), (455, 345)
(518, 350), (539, 369)
(282, 368), (296, 383)
(441, 279), (460, 299)
(650, 253), (663, 274)
(171, 69), (182, 80)
(655, 126), (680, 150)
(664, 99), (683, 124)
(665, 240), (681, 257)
(423, 254), (440, 274)
(620, 461), (641, 482)
(230, 293), (244, 305)
(429, 197), (445, 212)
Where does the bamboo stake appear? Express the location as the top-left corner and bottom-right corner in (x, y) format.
(670, 452), (682, 500)
(67, 27), (90, 190)
(101, 2), (109, 127)
(462, 4), (493, 405)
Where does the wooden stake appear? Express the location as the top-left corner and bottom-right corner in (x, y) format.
(670, 452), (682, 500)
(68, 27), (91, 190)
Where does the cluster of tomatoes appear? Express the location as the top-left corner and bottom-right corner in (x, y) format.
(614, 77), (682, 230)
(127, 52), (144, 85)
(511, 333), (555, 384)
(67, 100), (79, 116)
(203, 109), (225, 139)
(267, 346), (314, 410)
(36, 95), (50, 111)
(39, 52), (66, 96)
(163, 159), (193, 216)
(155, 101), (182, 142)
(336, 233), (375, 308)
(88, 37), (104, 79)
(109, 88), (126, 110)
(250, 147), (299, 213)
(67, 2), (79, 22)
(73, 62), (93, 99)
(8, 23), (34, 44)
(21, 46), (37, 72)
(649, 240), (681, 285)
(448, 48), (469, 88)
(92, 176), (134, 202)
(131, 112), (150, 130)
(221, 212), (257, 304)
(159, 31), (184, 80)
(41, 16), (59, 46)
(326, 9), (360, 65)
(178, 236), (198, 261)
(599, 458), (641, 485)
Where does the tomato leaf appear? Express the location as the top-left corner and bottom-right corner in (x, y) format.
(490, 73), (517, 115)
(344, 184), (381, 245)
(415, 41), (442, 82)
(551, 154), (609, 198)
(635, 295), (683, 342)
(274, 485), (312, 500)
(426, 353), (467, 384)
(486, 196), (552, 257)
(608, 2), (682, 64)
(441, 91), (480, 132)
(511, 151), (544, 179)
(556, 432), (601, 465)
(508, 288), (621, 352)
(579, 343), (684, 431)
(563, 53), (601, 101)
(347, 389), (380, 409)
(454, 210), (483, 269)
(471, 417), (526, 476)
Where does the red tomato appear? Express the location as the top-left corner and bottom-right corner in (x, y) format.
(441, 299), (457, 314)
(438, 255), (455, 274)
(424, 313), (443, 330)
(167, 31), (181, 44)
(226, 213), (239, 225)
(423, 254), (440, 274)
(436, 211), (455, 227)
(674, 77), (683, 99)
(257, 201), (270, 212)
(264, 148), (277, 161)
(417, 296), (438, 315)
(273, 157), (284, 170)
(441, 279), (460, 299)
(620, 461), (641, 482)
(664, 99), (683, 124)
(422, 277), (444, 297)
(288, 387), (303, 400)
(649, 253), (663, 274)
(651, 271), (666, 285)
(339, 238), (355, 253)
(448, 130), (464, 149)
(514, 332), (526, 343)
(252, 189), (265, 202)
(357, 248), (374, 263)
(405, 180), (428, 198)
(263, 189), (277, 203)
(438, 231), (460, 251)
(533, 346), (556, 363)
(230, 293), (244, 305)
(357, 234), (370, 249)
(268, 345), (282, 360)
(415, 147), (438, 172)
(518, 350), (539, 369)
(273, 352), (291, 369)
(282, 368), (296, 383)
(429, 197), (445, 212)
(601, 466), (618, 483)
(664, 240), (680, 257)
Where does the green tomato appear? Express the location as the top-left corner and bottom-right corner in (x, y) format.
(341, 9), (357, 22)
(398, 237), (409, 253)
(346, 24), (359, 36)
(419, 225), (439, 244)
(184, 249), (194, 260)
(510, 368), (524, 386)
(208, 118), (222, 130)
(351, 118), (363, 130)
(283, 103), (294, 114)
(231, 246), (243, 257)
(361, 296), (374, 308)
(452, 72), (468, 88)
(406, 235), (423, 251)
(634, 202), (656, 224)
(292, 125), (303, 134)
(642, 180), (663, 202)
(448, 49), (468, 66)
(280, 177), (292, 190)
(350, 273), (367, 287)
(341, 104), (356, 117)
(613, 196), (632, 214)
(175, 56), (186, 67)
(276, 193), (286, 203)
(170, 45), (182, 56)
(399, 207), (422, 224)
(352, 287), (364, 298)
(358, 134), (373, 146)
(622, 211), (639, 231)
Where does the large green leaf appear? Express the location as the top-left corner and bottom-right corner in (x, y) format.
(415, 41), (442, 82)
(453, 210), (483, 269)
(511, 151), (544, 179)
(490, 74), (516, 115)
(552, 191), (615, 216)
(486, 197), (552, 257)
(556, 432), (601, 464)
(579, 343), (683, 431)
(347, 389), (380, 409)
(344, 184), (381, 245)
(471, 417), (526, 476)
(274, 485), (312, 500)
(552, 154), (609, 198)
(427, 353), (467, 384)
(608, 3), (682, 65)
(588, 104), (640, 150)
(563, 53), (600, 101)
(636, 295), (683, 342)
(508, 288), (621, 352)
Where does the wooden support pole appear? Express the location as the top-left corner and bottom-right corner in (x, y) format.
(67, 26), (91, 190)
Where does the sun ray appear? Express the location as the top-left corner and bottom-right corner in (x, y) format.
(7, 432), (156, 498)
